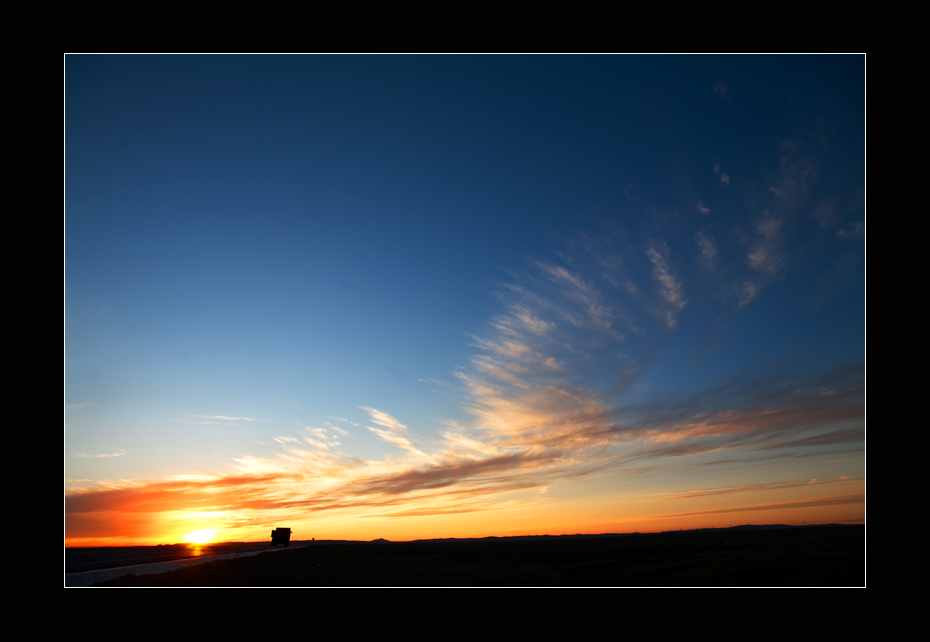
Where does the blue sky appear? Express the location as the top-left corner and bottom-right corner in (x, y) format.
(66, 56), (864, 544)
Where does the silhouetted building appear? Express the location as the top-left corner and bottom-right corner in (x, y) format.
(271, 527), (291, 547)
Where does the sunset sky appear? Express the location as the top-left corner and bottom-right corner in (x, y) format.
(65, 55), (865, 546)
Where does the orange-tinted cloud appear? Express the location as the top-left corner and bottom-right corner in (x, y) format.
(66, 248), (864, 544)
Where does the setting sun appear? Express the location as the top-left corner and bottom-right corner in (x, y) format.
(184, 530), (216, 545)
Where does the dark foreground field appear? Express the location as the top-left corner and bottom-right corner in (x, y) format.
(94, 525), (864, 586)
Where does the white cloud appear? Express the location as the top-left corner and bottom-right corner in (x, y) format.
(748, 215), (784, 274)
(647, 242), (687, 327)
(713, 162), (730, 186)
(75, 449), (126, 458)
(696, 231), (717, 270)
(837, 222), (864, 238)
(360, 407), (407, 432)
(366, 426), (426, 457)
(361, 407), (427, 457)
(738, 280), (758, 306)
(769, 154), (818, 206)
(536, 262), (614, 331)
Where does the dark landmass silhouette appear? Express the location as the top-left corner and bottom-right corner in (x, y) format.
(78, 524), (864, 587)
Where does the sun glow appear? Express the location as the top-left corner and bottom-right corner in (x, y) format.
(184, 529), (216, 544)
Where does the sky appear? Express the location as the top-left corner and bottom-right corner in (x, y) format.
(65, 55), (865, 546)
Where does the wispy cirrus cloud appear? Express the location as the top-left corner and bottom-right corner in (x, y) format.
(769, 151), (818, 208)
(695, 230), (717, 271)
(66, 236), (863, 544)
(738, 215), (785, 306)
(648, 477), (863, 502)
(537, 261), (614, 331)
(75, 449), (126, 458)
(361, 406), (427, 458)
(611, 362), (863, 466)
(194, 415), (259, 423)
(748, 215), (784, 274)
(838, 222), (864, 238)
(656, 494), (864, 519)
(67, 351), (862, 543)
(647, 242), (686, 327)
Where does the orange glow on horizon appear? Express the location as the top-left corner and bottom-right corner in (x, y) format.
(64, 472), (865, 547)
